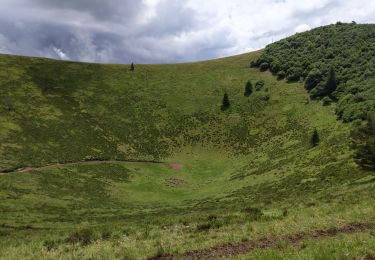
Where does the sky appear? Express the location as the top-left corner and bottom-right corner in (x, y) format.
(0, 0), (375, 64)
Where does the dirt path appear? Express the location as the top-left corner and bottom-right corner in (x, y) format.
(0, 159), (164, 175)
(150, 222), (374, 259)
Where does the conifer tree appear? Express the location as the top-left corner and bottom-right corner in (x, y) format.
(351, 115), (375, 170)
(311, 128), (320, 147)
(244, 81), (253, 97)
(324, 67), (337, 98)
(221, 93), (230, 111)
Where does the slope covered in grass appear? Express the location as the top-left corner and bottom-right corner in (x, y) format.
(0, 51), (276, 170)
(0, 35), (374, 259)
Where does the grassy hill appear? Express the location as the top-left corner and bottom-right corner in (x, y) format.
(0, 24), (375, 259)
(254, 22), (375, 122)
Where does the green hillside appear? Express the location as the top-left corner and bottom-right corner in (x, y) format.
(0, 24), (375, 259)
(254, 22), (375, 122)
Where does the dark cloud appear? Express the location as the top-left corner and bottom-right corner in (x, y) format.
(32, 0), (144, 23)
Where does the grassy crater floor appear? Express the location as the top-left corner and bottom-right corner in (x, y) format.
(0, 52), (374, 259)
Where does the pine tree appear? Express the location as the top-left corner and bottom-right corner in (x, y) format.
(311, 128), (320, 147)
(351, 115), (375, 170)
(221, 93), (230, 111)
(324, 67), (337, 98)
(130, 62), (135, 71)
(244, 81), (253, 97)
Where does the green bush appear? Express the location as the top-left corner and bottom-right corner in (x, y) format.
(242, 207), (263, 221)
(322, 96), (332, 106)
(286, 67), (302, 82)
(305, 68), (322, 91)
(101, 229), (112, 240)
(67, 228), (95, 245)
(244, 81), (253, 97)
(255, 80), (265, 91)
(351, 115), (375, 170)
(260, 94), (271, 101)
(196, 222), (212, 232)
(311, 128), (320, 147)
(277, 70), (286, 80)
(221, 93), (231, 111)
(259, 62), (269, 71)
(43, 239), (60, 251)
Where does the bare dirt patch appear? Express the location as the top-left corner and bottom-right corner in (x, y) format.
(169, 163), (183, 171)
(149, 222), (374, 259)
(165, 177), (186, 187)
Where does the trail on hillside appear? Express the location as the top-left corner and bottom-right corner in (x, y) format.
(0, 159), (165, 175)
(150, 222), (374, 259)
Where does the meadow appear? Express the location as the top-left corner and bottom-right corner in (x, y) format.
(0, 41), (374, 259)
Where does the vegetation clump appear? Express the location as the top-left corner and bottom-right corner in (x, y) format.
(351, 115), (375, 170)
(221, 93), (231, 111)
(311, 128), (320, 147)
(277, 70), (286, 80)
(255, 80), (265, 91)
(67, 228), (95, 246)
(244, 81), (253, 97)
(242, 207), (263, 221)
(259, 62), (269, 71)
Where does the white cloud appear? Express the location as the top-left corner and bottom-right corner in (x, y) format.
(0, 34), (12, 53)
(295, 24), (311, 33)
(53, 46), (69, 60)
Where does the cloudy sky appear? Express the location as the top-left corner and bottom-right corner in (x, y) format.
(0, 0), (374, 64)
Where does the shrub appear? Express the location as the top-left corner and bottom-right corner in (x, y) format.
(282, 208), (288, 217)
(351, 115), (375, 170)
(250, 60), (258, 67)
(260, 94), (271, 101)
(305, 68), (322, 91)
(207, 214), (217, 222)
(43, 239), (60, 251)
(311, 128), (320, 147)
(221, 93), (230, 111)
(324, 67), (337, 99)
(277, 70), (286, 80)
(101, 229), (112, 240)
(244, 81), (253, 97)
(286, 67), (302, 82)
(2, 97), (14, 111)
(196, 222), (212, 232)
(255, 80), (265, 91)
(322, 96), (332, 106)
(259, 63), (269, 71)
(242, 207), (263, 221)
(130, 62), (135, 71)
(67, 228), (94, 245)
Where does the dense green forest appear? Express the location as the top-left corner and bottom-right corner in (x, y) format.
(254, 22), (375, 123)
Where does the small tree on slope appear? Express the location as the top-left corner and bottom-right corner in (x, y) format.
(221, 93), (230, 111)
(351, 115), (375, 170)
(244, 81), (253, 97)
(311, 128), (320, 147)
(324, 67), (337, 98)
